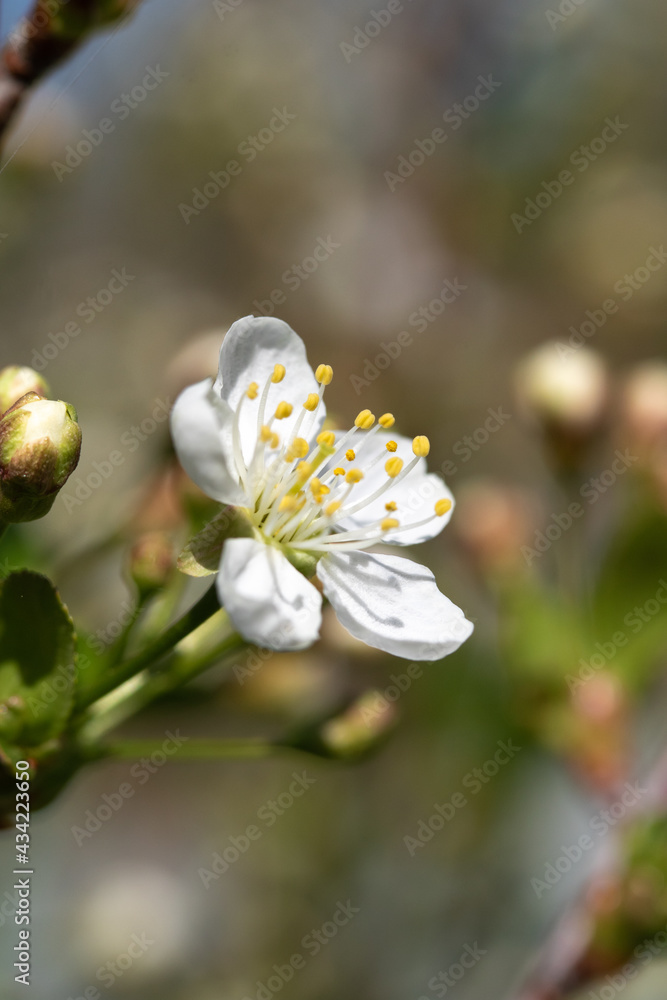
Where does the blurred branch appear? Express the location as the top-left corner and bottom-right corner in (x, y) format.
(0, 0), (140, 150)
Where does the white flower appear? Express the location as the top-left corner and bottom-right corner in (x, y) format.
(170, 316), (473, 660)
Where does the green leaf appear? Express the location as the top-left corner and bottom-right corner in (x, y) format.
(177, 506), (254, 577)
(0, 571), (77, 747)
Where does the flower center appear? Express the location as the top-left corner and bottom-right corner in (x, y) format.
(230, 362), (451, 554)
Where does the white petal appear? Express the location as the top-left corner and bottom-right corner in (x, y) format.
(170, 379), (245, 505)
(317, 551), (473, 661)
(214, 316), (324, 463)
(217, 537), (322, 651)
(330, 430), (454, 545)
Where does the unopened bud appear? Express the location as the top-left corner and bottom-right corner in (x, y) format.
(318, 691), (398, 758)
(0, 366), (49, 415)
(515, 343), (608, 433)
(0, 392), (82, 522)
(620, 361), (667, 455)
(128, 531), (174, 596)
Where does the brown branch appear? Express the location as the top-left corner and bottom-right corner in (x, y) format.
(0, 0), (139, 150)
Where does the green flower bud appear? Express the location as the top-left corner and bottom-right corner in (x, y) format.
(0, 392), (82, 523)
(0, 366), (49, 415)
(128, 531), (175, 597)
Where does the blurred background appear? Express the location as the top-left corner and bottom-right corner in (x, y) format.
(1, 0), (667, 997)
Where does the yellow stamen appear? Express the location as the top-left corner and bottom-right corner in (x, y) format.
(325, 501), (342, 517)
(260, 424), (272, 442)
(279, 496), (298, 512)
(270, 432), (280, 449)
(385, 457), (404, 478)
(291, 437), (309, 458)
(333, 467), (345, 476)
(303, 393), (319, 411)
(296, 461), (313, 480)
(385, 501), (398, 512)
(271, 364), (286, 383)
(435, 498), (452, 516)
(317, 430), (336, 451)
(355, 409), (375, 430)
(381, 518), (400, 531)
(275, 401), (293, 420)
(379, 413), (395, 428)
(386, 440), (398, 453)
(316, 364), (333, 385)
(346, 468), (364, 484)
(412, 435), (430, 457)
(247, 382), (259, 399)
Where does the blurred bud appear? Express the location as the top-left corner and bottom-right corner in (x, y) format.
(319, 691), (398, 758)
(287, 691), (398, 760)
(455, 479), (539, 574)
(0, 366), (49, 415)
(619, 361), (667, 457)
(164, 331), (226, 400)
(516, 343), (608, 431)
(128, 531), (174, 597)
(515, 343), (608, 469)
(0, 392), (82, 523)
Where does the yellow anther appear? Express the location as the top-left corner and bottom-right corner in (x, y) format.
(316, 364), (333, 385)
(345, 449), (356, 461)
(325, 501), (342, 517)
(260, 424), (272, 442)
(346, 468), (364, 484)
(270, 432), (280, 449)
(291, 437), (309, 458)
(279, 496), (298, 512)
(317, 430), (336, 449)
(246, 382), (259, 400)
(310, 477), (323, 494)
(355, 409), (375, 430)
(385, 501), (398, 512)
(333, 467), (345, 476)
(379, 413), (395, 428)
(275, 401), (293, 420)
(296, 461), (313, 480)
(385, 457), (404, 478)
(381, 518), (400, 531)
(386, 440), (398, 453)
(303, 393), (319, 411)
(412, 435), (430, 457)
(271, 364), (286, 383)
(435, 498), (452, 517)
